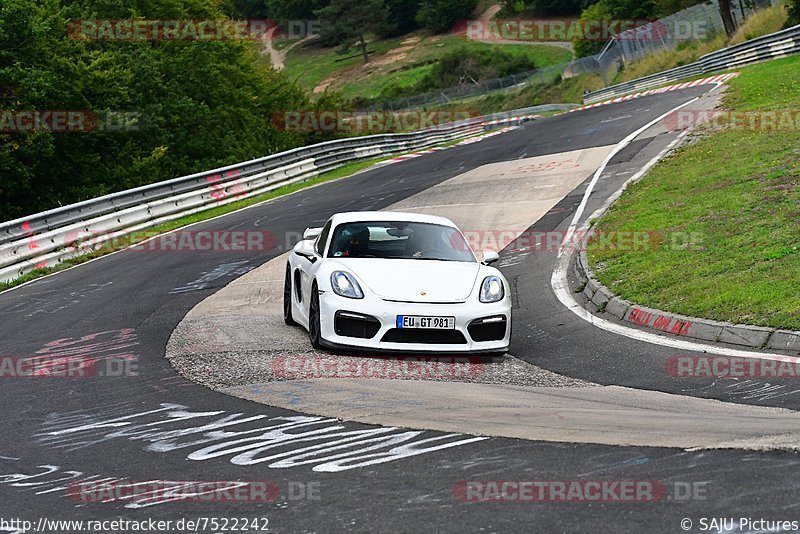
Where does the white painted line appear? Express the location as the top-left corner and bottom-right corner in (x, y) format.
(558, 95), (701, 260)
(551, 82), (800, 363)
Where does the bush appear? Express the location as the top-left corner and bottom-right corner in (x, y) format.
(266, 0), (329, 19)
(380, 0), (421, 37)
(573, 0), (657, 57)
(373, 46), (537, 102)
(787, 0), (800, 27)
(503, 0), (584, 16)
(0, 0), (315, 221)
(416, 0), (479, 34)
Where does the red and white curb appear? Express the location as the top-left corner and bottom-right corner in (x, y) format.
(572, 73), (740, 113)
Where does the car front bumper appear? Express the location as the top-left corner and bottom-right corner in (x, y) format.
(317, 290), (511, 353)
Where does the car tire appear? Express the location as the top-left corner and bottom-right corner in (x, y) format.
(283, 264), (297, 326)
(308, 281), (323, 349)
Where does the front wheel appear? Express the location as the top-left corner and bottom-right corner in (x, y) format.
(283, 264), (297, 326)
(308, 282), (323, 349)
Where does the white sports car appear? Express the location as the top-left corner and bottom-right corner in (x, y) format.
(284, 211), (511, 354)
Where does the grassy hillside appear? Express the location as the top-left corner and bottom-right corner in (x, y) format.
(282, 32), (573, 101)
(277, 1), (789, 114)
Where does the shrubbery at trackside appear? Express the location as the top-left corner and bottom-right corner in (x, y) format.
(371, 46), (537, 103)
(787, 0), (800, 27)
(0, 0), (331, 222)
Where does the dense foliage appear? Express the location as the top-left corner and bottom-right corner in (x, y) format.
(311, 0), (477, 37)
(416, 0), (479, 33)
(503, 0), (710, 57)
(787, 0), (800, 27)
(572, 0), (711, 56)
(316, 0), (388, 60)
(381, 0), (422, 37)
(504, 0), (705, 17)
(504, 0), (588, 17)
(0, 0), (321, 221)
(573, 0), (659, 56)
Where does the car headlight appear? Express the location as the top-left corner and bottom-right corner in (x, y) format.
(331, 271), (364, 299)
(479, 275), (504, 303)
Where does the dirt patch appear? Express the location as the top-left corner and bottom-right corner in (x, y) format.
(312, 37), (421, 92)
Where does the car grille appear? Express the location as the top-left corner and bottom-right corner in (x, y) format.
(334, 311), (381, 339)
(381, 329), (467, 344)
(467, 315), (507, 342)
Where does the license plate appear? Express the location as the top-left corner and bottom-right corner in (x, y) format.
(396, 315), (455, 330)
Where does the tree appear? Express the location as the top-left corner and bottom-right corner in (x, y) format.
(316, 0), (388, 64)
(380, 0), (421, 37)
(718, 0), (737, 36)
(267, 0), (329, 19)
(227, 0), (270, 18)
(506, 0), (584, 16)
(0, 0), (313, 222)
(786, 0), (800, 27)
(416, 0), (479, 34)
(651, 0), (705, 17)
(573, 0), (656, 57)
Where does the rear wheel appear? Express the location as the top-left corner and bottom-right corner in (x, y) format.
(308, 282), (323, 349)
(283, 264), (297, 326)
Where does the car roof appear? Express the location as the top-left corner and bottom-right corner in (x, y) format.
(328, 211), (457, 228)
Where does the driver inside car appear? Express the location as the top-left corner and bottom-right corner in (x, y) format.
(410, 228), (441, 258)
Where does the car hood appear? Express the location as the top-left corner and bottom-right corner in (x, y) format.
(332, 259), (481, 303)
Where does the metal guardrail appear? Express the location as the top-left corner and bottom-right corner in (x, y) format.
(0, 110), (541, 284)
(583, 23), (800, 103)
(582, 63), (704, 103)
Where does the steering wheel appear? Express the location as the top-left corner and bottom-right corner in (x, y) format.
(415, 247), (448, 258)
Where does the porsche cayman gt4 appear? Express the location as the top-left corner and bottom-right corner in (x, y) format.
(284, 211), (511, 354)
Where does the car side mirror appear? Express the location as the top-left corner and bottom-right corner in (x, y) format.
(294, 239), (318, 263)
(303, 227), (323, 240)
(482, 250), (500, 265)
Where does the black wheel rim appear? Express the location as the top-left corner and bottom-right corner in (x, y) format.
(283, 267), (292, 319)
(309, 291), (320, 342)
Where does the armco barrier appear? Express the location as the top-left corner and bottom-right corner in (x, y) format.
(583, 23), (800, 103)
(0, 109), (546, 284)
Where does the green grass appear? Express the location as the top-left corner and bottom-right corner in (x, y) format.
(413, 35), (572, 66)
(283, 32), (573, 101)
(283, 37), (406, 93)
(587, 55), (800, 330)
(0, 155), (396, 293)
(340, 63), (435, 100)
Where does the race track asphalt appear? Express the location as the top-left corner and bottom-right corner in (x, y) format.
(3, 85), (795, 533)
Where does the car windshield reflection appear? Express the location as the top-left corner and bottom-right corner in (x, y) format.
(327, 221), (476, 262)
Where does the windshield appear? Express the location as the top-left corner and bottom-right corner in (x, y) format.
(326, 221), (476, 262)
